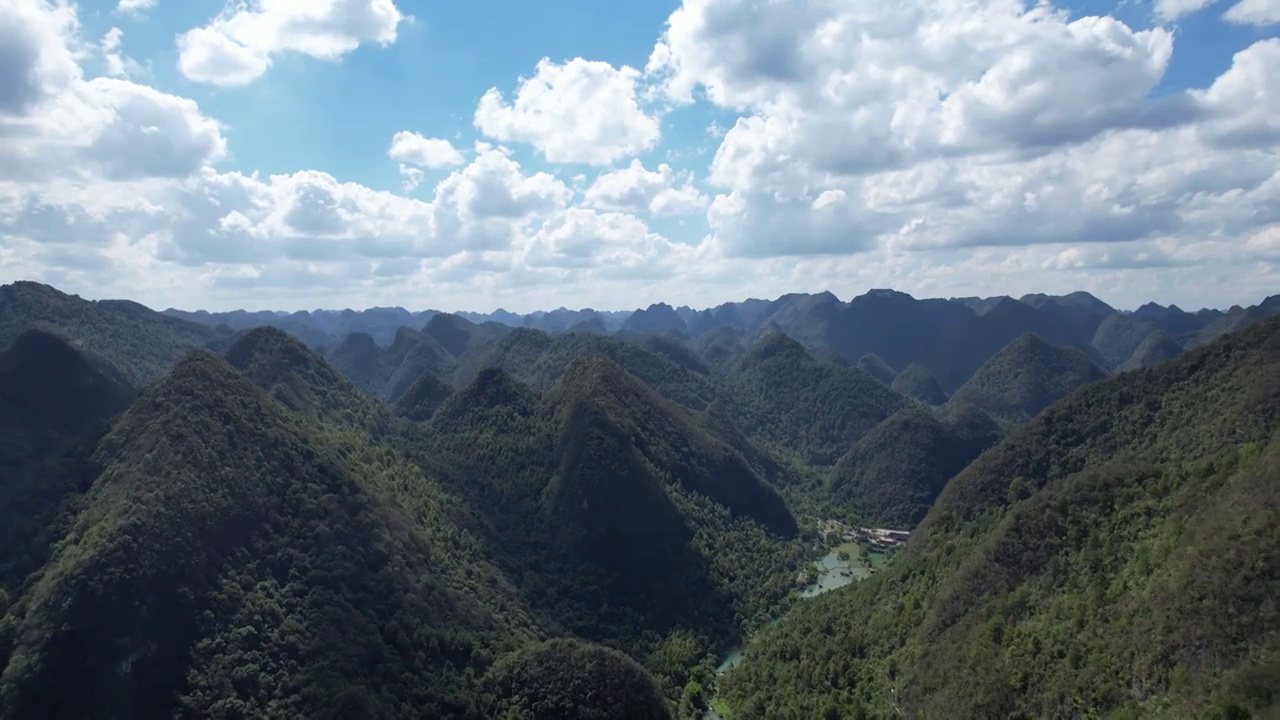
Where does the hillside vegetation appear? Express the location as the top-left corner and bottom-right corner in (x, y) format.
(1, 280), (1274, 719)
(720, 316), (1280, 719)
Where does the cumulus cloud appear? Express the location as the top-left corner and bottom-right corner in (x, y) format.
(2, 0), (1278, 313)
(116, 0), (156, 13)
(176, 0), (404, 86)
(475, 57), (661, 165)
(388, 131), (465, 168)
(584, 159), (707, 215)
(523, 208), (692, 281)
(1154, 0), (1219, 21)
(646, 0), (1279, 268)
(1223, 0), (1280, 25)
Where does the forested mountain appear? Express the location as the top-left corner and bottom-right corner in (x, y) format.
(950, 334), (1108, 422)
(1, 282), (223, 385)
(1, 280), (1275, 718)
(890, 364), (948, 405)
(827, 403), (1001, 528)
(720, 316), (1280, 718)
(151, 283), (1278, 392)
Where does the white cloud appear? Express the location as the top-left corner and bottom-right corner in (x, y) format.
(523, 207), (692, 279)
(388, 131), (465, 168)
(176, 0), (404, 86)
(116, 0), (155, 13)
(644, 0), (1278, 269)
(100, 26), (142, 78)
(1154, 0), (1219, 22)
(398, 163), (424, 191)
(475, 57), (661, 165)
(584, 159), (707, 215)
(1223, 0), (1280, 25)
(1, 0), (1277, 314)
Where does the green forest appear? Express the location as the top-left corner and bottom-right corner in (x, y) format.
(0, 280), (1276, 719)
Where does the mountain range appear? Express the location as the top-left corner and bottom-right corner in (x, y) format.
(0, 279), (1275, 719)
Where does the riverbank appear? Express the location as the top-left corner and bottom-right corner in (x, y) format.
(704, 532), (895, 717)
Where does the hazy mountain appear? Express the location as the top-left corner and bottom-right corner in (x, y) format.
(423, 313), (512, 358)
(950, 334), (1108, 422)
(1116, 331), (1184, 372)
(621, 303), (688, 335)
(1090, 313), (1163, 369)
(891, 363), (948, 405)
(855, 353), (897, 385)
(392, 370), (454, 422)
(729, 331), (906, 466)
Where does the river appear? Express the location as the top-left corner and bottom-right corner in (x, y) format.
(705, 541), (885, 718)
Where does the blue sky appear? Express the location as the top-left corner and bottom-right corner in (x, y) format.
(1, 0), (1277, 312)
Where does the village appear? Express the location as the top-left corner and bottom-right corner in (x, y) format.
(819, 518), (912, 553)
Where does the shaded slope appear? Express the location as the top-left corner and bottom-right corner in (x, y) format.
(856, 353), (897, 385)
(0, 352), (533, 719)
(721, 316), (1280, 719)
(828, 404), (1000, 528)
(0, 281), (223, 386)
(621, 303), (688, 335)
(420, 361), (805, 699)
(545, 356), (794, 537)
(424, 313), (510, 358)
(729, 332), (906, 466)
(392, 371), (454, 422)
(1091, 313), (1162, 369)
(950, 334), (1107, 422)
(1117, 330), (1183, 372)
(477, 639), (673, 720)
(524, 334), (721, 411)
(0, 331), (136, 595)
(0, 329), (133, 446)
(938, 297), (1087, 391)
(450, 328), (555, 389)
(891, 363), (948, 405)
(226, 326), (379, 428)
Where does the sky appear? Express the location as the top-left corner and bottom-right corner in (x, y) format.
(0, 0), (1277, 313)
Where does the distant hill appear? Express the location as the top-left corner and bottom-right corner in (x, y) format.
(391, 370), (454, 422)
(423, 313), (511, 358)
(721, 315), (1280, 719)
(0, 281), (223, 385)
(1090, 313), (1163, 369)
(621, 303), (688, 335)
(950, 334), (1107, 422)
(729, 332), (906, 466)
(227, 326), (382, 429)
(856, 353), (897, 385)
(828, 403), (1000, 528)
(0, 329), (133, 442)
(1116, 330), (1183, 372)
(891, 364), (948, 405)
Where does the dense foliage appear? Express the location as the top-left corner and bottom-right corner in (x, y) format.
(0, 282), (222, 385)
(727, 332), (906, 466)
(889, 364), (948, 405)
(2, 280), (1275, 719)
(719, 317), (1280, 718)
(950, 333), (1108, 422)
(476, 639), (673, 719)
(827, 403), (1001, 528)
